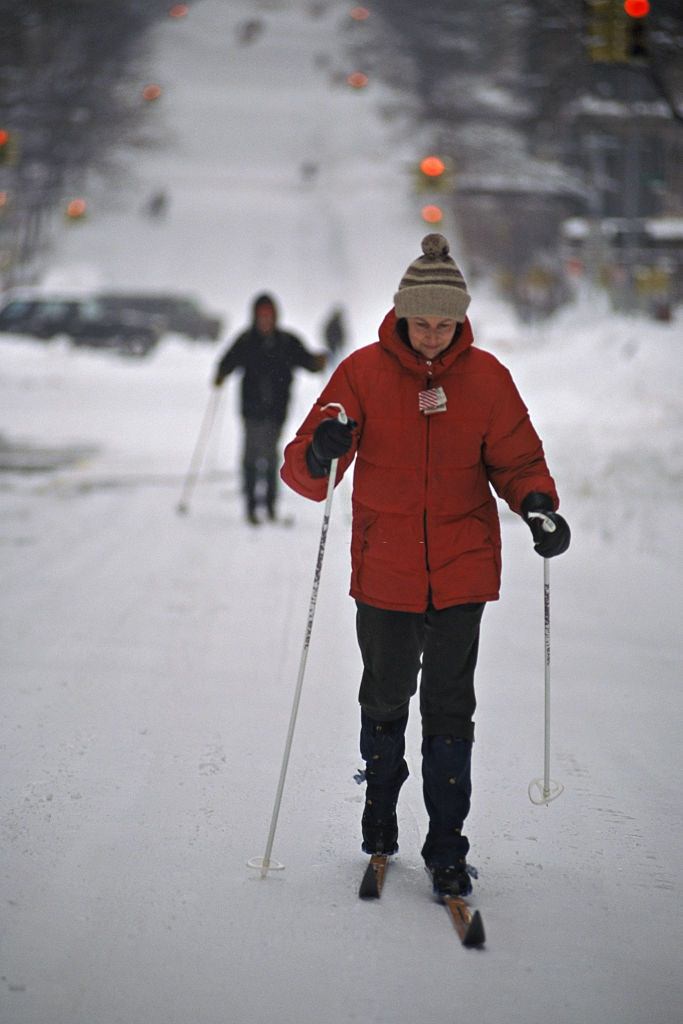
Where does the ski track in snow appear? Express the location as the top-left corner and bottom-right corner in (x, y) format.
(1, 2), (681, 1023)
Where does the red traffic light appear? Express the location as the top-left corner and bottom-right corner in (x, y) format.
(624, 0), (650, 16)
(0, 129), (13, 165)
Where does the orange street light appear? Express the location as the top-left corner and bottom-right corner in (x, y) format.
(420, 155), (446, 178)
(66, 198), (88, 220)
(421, 204), (444, 224)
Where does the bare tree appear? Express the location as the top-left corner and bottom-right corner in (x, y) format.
(0, 0), (173, 288)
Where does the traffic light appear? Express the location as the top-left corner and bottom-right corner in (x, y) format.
(415, 155), (452, 194)
(0, 129), (14, 165)
(583, 0), (650, 63)
(624, 0), (650, 15)
(584, 1), (620, 62)
(624, 0), (649, 60)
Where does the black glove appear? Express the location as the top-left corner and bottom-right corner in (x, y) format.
(306, 417), (356, 477)
(521, 492), (571, 558)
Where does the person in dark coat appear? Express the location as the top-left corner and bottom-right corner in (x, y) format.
(281, 235), (570, 899)
(214, 293), (326, 524)
(323, 306), (346, 363)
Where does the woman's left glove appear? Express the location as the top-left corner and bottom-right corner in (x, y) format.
(521, 492), (571, 558)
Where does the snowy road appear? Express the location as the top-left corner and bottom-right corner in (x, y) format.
(1, 371), (679, 1024)
(2, 2), (681, 1023)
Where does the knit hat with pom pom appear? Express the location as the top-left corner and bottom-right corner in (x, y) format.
(393, 233), (470, 322)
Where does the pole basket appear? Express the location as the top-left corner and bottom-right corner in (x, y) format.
(528, 777), (564, 806)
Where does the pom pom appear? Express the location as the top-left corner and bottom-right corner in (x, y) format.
(421, 233), (449, 260)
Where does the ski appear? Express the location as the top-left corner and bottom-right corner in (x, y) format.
(359, 855), (486, 948)
(441, 895), (486, 948)
(358, 854), (390, 898)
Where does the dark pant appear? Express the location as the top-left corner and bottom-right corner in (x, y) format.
(355, 600), (484, 739)
(355, 600), (485, 865)
(242, 418), (282, 514)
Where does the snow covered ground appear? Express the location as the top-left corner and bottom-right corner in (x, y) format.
(1, 2), (681, 1023)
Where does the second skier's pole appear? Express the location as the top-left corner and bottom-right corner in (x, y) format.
(249, 403), (348, 878)
(176, 387), (222, 515)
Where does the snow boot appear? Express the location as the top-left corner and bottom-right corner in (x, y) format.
(426, 859), (474, 899)
(421, 734), (472, 874)
(360, 711), (409, 855)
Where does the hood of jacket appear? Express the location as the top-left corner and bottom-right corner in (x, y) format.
(377, 308), (475, 378)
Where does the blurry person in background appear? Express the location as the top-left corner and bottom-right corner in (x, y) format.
(281, 234), (570, 901)
(145, 189), (168, 219)
(322, 305), (347, 365)
(214, 293), (326, 525)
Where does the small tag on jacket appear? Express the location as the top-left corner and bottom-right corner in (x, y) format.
(418, 386), (447, 415)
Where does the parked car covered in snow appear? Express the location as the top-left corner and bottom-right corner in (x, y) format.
(0, 294), (162, 356)
(96, 292), (224, 341)
(67, 298), (162, 355)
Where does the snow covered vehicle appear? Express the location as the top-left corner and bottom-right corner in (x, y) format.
(0, 294), (162, 356)
(96, 293), (223, 341)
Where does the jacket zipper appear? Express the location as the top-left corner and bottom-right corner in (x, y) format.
(423, 362), (433, 591)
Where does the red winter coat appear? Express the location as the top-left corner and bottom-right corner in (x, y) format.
(281, 310), (559, 612)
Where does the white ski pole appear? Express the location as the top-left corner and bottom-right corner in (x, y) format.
(527, 513), (564, 805)
(176, 387), (223, 515)
(248, 403), (348, 878)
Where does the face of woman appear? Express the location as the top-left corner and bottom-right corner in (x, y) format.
(406, 315), (458, 358)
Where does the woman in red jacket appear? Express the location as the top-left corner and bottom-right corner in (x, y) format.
(281, 234), (570, 899)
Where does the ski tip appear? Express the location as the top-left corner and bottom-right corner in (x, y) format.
(358, 860), (380, 899)
(463, 909), (486, 948)
(442, 895), (486, 948)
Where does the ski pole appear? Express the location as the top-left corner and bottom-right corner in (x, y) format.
(206, 386), (227, 474)
(527, 513), (564, 806)
(176, 387), (223, 515)
(248, 402), (348, 878)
